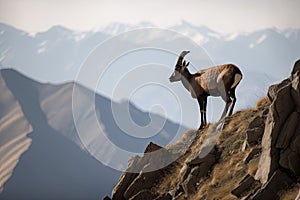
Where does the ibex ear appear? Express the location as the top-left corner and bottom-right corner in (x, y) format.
(182, 61), (189, 71)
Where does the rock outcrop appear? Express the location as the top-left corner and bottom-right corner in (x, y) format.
(106, 60), (300, 200)
(252, 60), (300, 199)
(111, 142), (179, 200)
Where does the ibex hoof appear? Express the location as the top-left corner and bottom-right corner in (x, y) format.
(198, 124), (206, 131)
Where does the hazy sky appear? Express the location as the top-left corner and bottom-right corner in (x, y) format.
(1, 0), (300, 34)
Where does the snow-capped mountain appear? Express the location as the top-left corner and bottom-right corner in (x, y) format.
(0, 21), (299, 127)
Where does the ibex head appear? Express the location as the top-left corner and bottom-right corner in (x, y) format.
(169, 51), (190, 82)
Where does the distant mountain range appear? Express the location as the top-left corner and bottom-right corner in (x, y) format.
(1, 21), (298, 81)
(0, 69), (186, 199)
(0, 21), (299, 127)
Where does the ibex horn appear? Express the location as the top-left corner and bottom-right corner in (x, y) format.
(177, 51), (190, 65)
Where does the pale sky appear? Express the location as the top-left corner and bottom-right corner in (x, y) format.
(0, 0), (300, 34)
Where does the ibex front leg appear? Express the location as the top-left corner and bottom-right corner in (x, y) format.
(197, 96), (207, 130)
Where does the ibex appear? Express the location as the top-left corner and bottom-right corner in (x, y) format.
(169, 51), (242, 130)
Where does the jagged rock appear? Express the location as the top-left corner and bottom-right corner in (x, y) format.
(141, 143), (176, 172)
(267, 78), (290, 101)
(144, 142), (162, 153)
(292, 59), (300, 75)
(231, 174), (255, 198)
(112, 142), (172, 200)
(255, 81), (294, 184)
(246, 127), (264, 147)
(244, 116), (265, 149)
(107, 60), (300, 200)
(187, 146), (217, 167)
(248, 116), (265, 129)
(181, 166), (200, 194)
(279, 148), (291, 170)
(122, 142), (176, 199)
(180, 146), (218, 196)
(128, 189), (157, 200)
(124, 164), (162, 199)
(292, 70), (300, 112)
(112, 156), (142, 200)
(287, 150), (300, 175)
(174, 185), (184, 198)
(276, 112), (299, 149)
(250, 170), (293, 200)
(243, 147), (261, 164)
(154, 193), (172, 200)
(280, 126), (300, 175)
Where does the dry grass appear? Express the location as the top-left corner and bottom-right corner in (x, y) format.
(155, 97), (271, 199)
(190, 97), (270, 200)
(255, 96), (270, 110)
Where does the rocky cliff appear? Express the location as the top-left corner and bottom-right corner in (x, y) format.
(105, 60), (300, 200)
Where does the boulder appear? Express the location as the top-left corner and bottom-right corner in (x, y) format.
(255, 82), (294, 184)
(278, 120), (300, 175)
(244, 116), (265, 149)
(267, 79), (290, 102)
(248, 116), (265, 129)
(291, 71), (300, 111)
(231, 174), (255, 198)
(287, 151), (300, 175)
(276, 112), (299, 149)
(292, 59), (300, 75)
(246, 127), (264, 147)
(251, 170), (293, 200)
(123, 142), (176, 200)
(187, 146), (217, 167)
(186, 146), (217, 181)
(243, 147), (261, 164)
(124, 164), (163, 199)
(144, 142), (162, 153)
(179, 146), (218, 196)
(279, 148), (292, 170)
(112, 156), (141, 200)
(181, 166), (200, 195)
(128, 189), (157, 200)
(112, 142), (175, 200)
(142, 143), (176, 172)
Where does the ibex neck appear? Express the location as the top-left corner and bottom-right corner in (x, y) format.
(180, 68), (192, 90)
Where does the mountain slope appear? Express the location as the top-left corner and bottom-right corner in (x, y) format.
(0, 72), (32, 193)
(108, 60), (300, 200)
(0, 69), (186, 199)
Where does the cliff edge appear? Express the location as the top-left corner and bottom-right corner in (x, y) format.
(105, 60), (300, 200)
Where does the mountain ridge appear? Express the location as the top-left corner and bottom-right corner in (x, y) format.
(2, 22), (298, 128)
(0, 68), (187, 199)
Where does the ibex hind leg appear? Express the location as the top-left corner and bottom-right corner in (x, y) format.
(221, 92), (232, 119)
(197, 96), (207, 130)
(228, 87), (237, 116)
